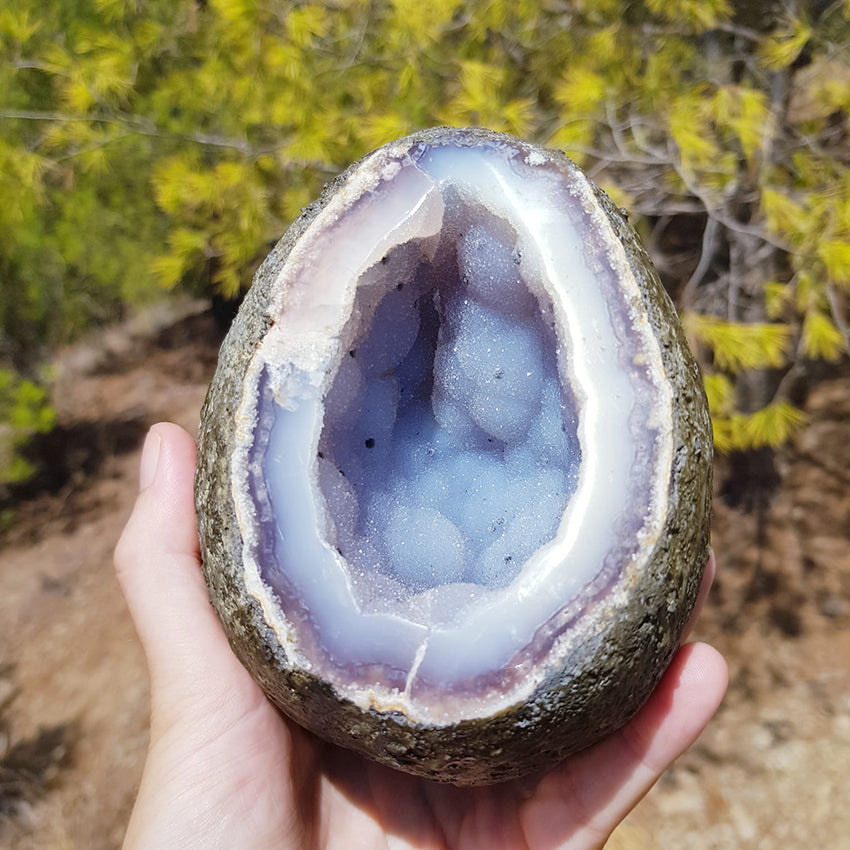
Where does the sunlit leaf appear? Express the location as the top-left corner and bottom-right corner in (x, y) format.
(554, 68), (606, 114)
(0, 8), (40, 43)
(802, 310), (845, 361)
(685, 314), (792, 373)
(713, 403), (806, 452)
(759, 22), (812, 70)
(764, 281), (792, 319)
(818, 240), (850, 288)
(703, 373), (735, 417)
(742, 402), (807, 448)
(761, 189), (808, 246)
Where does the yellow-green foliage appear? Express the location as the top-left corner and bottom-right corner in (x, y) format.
(0, 368), (56, 485)
(1, 0), (849, 474)
(685, 315), (793, 374)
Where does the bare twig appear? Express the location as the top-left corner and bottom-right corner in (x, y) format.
(825, 284), (850, 356)
(0, 109), (341, 174)
(0, 109), (266, 156)
(712, 21), (764, 42)
(681, 215), (721, 310)
(52, 131), (131, 163)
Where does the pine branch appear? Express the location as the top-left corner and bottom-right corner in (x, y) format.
(52, 132), (131, 163)
(0, 109), (339, 174)
(0, 110), (266, 157)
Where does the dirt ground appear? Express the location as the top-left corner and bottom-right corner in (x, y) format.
(0, 301), (848, 849)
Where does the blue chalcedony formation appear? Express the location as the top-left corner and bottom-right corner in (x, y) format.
(319, 221), (579, 593)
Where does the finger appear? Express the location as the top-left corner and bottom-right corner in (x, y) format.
(114, 423), (242, 693)
(681, 549), (716, 643)
(523, 641), (727, 849)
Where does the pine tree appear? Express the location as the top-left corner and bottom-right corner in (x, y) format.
(1, 0), (849, 478)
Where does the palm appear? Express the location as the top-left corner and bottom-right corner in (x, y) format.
(143, 637), (715, 850)
(116, 423), (726, 850)
(184, 683), (603, 850)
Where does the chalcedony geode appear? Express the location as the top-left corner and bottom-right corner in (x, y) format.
(195, 127), (712, 785)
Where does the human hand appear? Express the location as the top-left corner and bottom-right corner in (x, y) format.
(115, 422), (727, 850)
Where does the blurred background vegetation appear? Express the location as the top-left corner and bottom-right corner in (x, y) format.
(1, 0), (848, 486)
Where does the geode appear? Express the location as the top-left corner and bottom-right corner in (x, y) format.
(195, 127), (712, 786)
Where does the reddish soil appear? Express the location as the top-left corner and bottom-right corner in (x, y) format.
(1, 303), (848, 849)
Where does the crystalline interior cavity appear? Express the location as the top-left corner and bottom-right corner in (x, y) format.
(319, 214), (579, 596)
(239, 138), (670, 714)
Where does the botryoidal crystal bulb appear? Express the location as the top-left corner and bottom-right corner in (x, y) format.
(195, 127), (712, 785)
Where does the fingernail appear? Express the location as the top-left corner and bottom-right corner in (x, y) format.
(139, 428), (162, 492)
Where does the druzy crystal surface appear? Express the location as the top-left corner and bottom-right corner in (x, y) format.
(233, 136), (672, 719)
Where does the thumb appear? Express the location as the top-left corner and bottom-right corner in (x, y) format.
(114, 423), (251, 714)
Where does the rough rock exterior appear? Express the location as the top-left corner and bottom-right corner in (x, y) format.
(195, 127), (712, 785)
